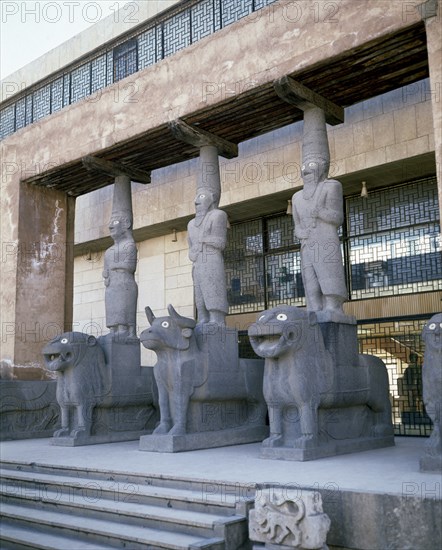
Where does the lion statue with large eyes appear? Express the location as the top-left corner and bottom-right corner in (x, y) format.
(420, 313), (442, 471)
(248, 305), (393, 455)
(43, 332), (110, 439)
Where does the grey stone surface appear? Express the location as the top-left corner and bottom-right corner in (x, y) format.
(43, 332), (157, 446)
(139, 304), (267, 451)
(187, 145), (229, 325)
(292, 107), (347, 314)
(0, 380), (60, 440)
(103, 175), (138, 340)
(249, 487), (330, 549)
(420, 312), (442, 472)
(248, 305), (394, 461)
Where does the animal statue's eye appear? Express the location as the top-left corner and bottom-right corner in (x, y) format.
(161, 321), (169, 328)
(259, 315), (265, 321)
(277, 313), (288, 321)
(440, 323), (442, 328)
(61, 338), (68, 344)
(309, 162), (315, 167)
(113, 220), (119, 225)
(429, 323), (436, 330)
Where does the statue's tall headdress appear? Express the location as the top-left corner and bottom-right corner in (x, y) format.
(197, 145), (221, 208)
(302, 106), (330, 167)
(111, 175), (133, 226)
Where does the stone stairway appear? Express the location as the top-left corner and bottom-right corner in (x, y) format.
(0, 461), (253, 549)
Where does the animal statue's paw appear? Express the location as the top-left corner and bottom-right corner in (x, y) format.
(53, 427), (70, 438)
(168, 424), (186, 436)
(294, 434), (317, 449)
(153, 421), (172, 435)
(262, 434), (283, 447)
(70, 427), (88, 439)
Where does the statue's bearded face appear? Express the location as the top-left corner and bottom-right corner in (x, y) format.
(195, 191), (214, 213)
(301, 158), (329, 183)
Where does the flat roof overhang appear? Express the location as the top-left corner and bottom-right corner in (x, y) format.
(23, 21), (429, 197)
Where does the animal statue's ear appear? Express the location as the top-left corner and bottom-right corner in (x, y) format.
(181, 328), (193, 339)
(87, 335), (97, 346)
(308, 311), (317, 326)
(145, 306), (155, 325)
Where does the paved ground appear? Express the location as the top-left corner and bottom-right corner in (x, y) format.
(1, 437), (440, 498)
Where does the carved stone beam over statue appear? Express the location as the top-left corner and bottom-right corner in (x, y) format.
(168, 119), (238, 159)
(274, 76), (344, 125)
(82, 156), (152, 184)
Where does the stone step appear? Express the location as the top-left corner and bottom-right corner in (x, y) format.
(0, 503), (226, 550)
(0, 482), (245, 541)
(0, 467), (246, 516)
(0, 522), (115, 550)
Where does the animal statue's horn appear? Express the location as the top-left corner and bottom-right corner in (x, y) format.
(145, 306), (156, 325)
(167, 304), (196, 329)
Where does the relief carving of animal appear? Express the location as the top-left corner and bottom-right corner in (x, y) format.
(248, 306), (393, 449)
(140, 304), (262, 436)
(43, 332), (110, 438)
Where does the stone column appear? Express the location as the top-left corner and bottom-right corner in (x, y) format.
(1, 182), (75, 379)
(418, 0), (442, 222)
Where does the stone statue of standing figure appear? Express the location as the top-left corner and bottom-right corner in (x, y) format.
(187, 145), (229, 325)
(292, 106), (347, 314)
(103, 175), (138, 339)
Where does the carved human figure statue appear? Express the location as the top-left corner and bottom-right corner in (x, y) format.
(292, 106), (347, 313)
(187, 188), (229, 324)
(103, 176), (138, 339)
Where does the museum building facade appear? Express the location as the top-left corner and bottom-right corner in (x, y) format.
(1, 0), (441, 437)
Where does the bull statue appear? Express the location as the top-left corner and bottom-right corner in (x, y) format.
(140, 304), (267, 448)
(248, 305), (394, 460)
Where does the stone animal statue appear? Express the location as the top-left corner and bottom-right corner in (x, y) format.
(43, 332), (110, 438)
(140, 304), (263, 436)
(248, 305), (393, 449)
(421, 313), (442, 463)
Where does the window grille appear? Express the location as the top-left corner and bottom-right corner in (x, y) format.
(357, 317), (432, 436)
(113, 39), (138, 82)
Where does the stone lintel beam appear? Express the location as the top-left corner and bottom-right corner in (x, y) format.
(169, 119), (238, 159)
(274, 76), (344, 126)
(82, 156), (151, 184)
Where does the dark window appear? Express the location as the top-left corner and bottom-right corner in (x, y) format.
(113, 39), (138, 82)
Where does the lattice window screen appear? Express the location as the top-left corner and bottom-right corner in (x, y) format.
(71, 64), (91, 103)
(358, 318), (432, 436)
(91, 55), (107, 93)
(221, 0), (253, 27)
(163, 10), (191, 57)
(33, 85), (51, 121)
(192, 0), (214, 41)
(51, 78), (64, 113)
(138, 28), (157, 70)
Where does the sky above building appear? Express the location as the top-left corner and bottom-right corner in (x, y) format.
(1, 0), (131, 79)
